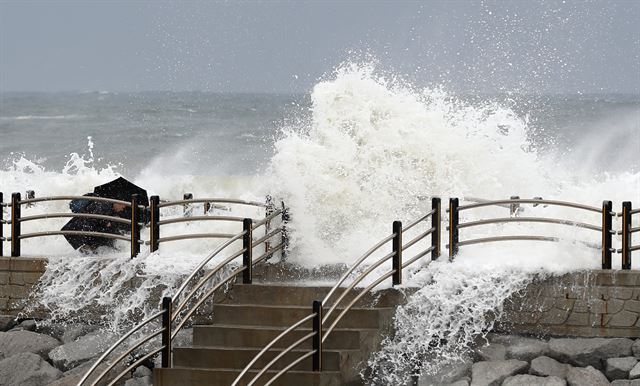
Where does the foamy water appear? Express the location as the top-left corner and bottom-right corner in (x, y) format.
(2, 64), (638, 380)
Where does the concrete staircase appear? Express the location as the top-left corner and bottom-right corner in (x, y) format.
(154, 282), (404, 386)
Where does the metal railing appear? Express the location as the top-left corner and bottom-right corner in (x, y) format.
(231, 197), (442, 386)
(446, 196), (628, 269)
(77, 206), (289, 386)
(0, 191), (287, 260)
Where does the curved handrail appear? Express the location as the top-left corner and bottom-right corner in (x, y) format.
(457, 235), (559, 247)
(157, 198), (266, 208)
(19, 230), (131, 241)
(458, 198), (600, 213)
(457, 217), (601, 232)
(263, 350), (316, 386)
(19, 212), (131, 224)
(19, 195), (131, 206)
(157, 233), (236, 243)
(157, 215), (246, 226)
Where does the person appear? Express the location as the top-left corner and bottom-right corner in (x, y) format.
(63, 194), (131, 253)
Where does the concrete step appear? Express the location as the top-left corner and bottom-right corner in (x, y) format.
(173, 346), (353, 371)
(223, 283), (406, 308)
(192, 324), (372, 350)
(211, 303), (393, 329)
(154, 367), (342, 386)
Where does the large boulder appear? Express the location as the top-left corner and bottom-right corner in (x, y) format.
(475, 344), (506, 362)
(0, 352), (62, 386)
(633, 340), (640, 359)
(0, 315), (16, 331)
(606, 357), (638, 380)
(566, 366), (610, 386)
(549, 338), (634, 369)
(503, 374), (566, 386)
(0, 330), (60, 358)
(470, 359), (528, 386)
(419, 356), (473, 385)
(530, 356), (572, 379)
(48, 330), (116, 371)
(124, 376), (152, 386)
(611, 380), (640, 385)
(506, 338), (551, 362)
(630, 362), (640, 380)
(61, 324), (99, 344)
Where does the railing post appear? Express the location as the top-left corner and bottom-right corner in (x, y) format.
(130, 194), (140, 259)
(602, 200), (613, 269)
(622, 201), (632, 270)
(312, 300), (323, 372)
(11, 193), (21, 257)
(183, 193), (193, 217)
(281, 201), (289, 261)
(510, 195), (520, 217)
(161, 296), (172, 368)
(449, 198), (459, 260)
(392, 220), (402, 286)
(265, 196), (275, 255)
(150, 195), (160, 253)
(431, 197), (441, 260)
(243, 218), (253, 284)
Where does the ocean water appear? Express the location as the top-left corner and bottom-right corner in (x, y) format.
(1, 64), (639, 381)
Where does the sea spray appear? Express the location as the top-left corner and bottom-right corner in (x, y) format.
(365, 261), (538, 385)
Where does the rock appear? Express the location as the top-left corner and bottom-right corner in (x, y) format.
(48, 330), (116, 371)
(530, 356), (572, 379)
(0, 330), (60, 358)
(34, 322), (68, 341)
(19, 319), (37, 331)
(606, 357), (638, 380)
(612, 381), (640, 386)
(470, 359), (528, 386)
(503, 374), (567, 386)
(633, 340), (640, 359)
(0, 315), (16, 331)
(506, 338), (550, 362)
(611, 380), (640, 386)
(125, 376), (152, 386)
(133, 365), (152, 378)
(0, 352), (62, 386)
(549, 338), (634, 369)
(475, 344), (506, 361)
(631, 362), (640, 379)
(419, 356), (473, 385)
(566, 366), (610, 386)
(61, 324), (99, 344)
(447, 380), (470, 386)
(47, 361), (122, 386)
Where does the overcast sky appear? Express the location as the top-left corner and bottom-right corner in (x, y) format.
(0, 0), (638, 94)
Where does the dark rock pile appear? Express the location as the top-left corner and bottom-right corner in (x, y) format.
(0, 317), (169, 386)
(419, 334), (640, 386)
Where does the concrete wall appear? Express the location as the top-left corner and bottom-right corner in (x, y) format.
(497, 270), (640, 338)
(0, 258), (46, 316)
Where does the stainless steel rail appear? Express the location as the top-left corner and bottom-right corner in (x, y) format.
(77, 309), (165, 386)
(631, 209), (640, 215)
(456, 235), (559, 247)
(254, 209), (284, 227)
(157, 198), (266, 208)
(232, 313), (317, 386)
(403, 246), (436, 269)
(19, 212), (131, 224)
(458, 198), (600, 213)
(403, 227), (435, 250)
(105, 346), (164, 386)
(263, 350), (316, 386)
(457, 217), (601, 232)
(19, 196), (131, 206)
(404, 208), (436, 232)
(157, 233), (236, 243)
(631, 245), (640, 252)
(19, 230), (131, 241)
(157, 215), (246, 226)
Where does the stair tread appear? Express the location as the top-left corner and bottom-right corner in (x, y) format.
(193, 323), (378, 331)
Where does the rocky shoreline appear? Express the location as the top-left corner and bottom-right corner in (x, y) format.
(0, 315), (183, 386)
(420, 333), (640, 386)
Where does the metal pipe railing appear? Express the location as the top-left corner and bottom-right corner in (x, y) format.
(458, 198), (601, 213)
(455, 235), (560, 247)
(457, 217), (601, 232)
(157, 215), (246, 226)
(157, 198), (267, 208)
(18, 212), (131, 224)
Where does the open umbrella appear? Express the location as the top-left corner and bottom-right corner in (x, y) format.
(93, 177), (149, 206)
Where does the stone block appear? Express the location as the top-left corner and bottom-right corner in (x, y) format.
(539, 309), (570, 325)
(566, 312), (590, 326)
(9, 272), (24, 285)
(0, 272), (9, 285)
(470, 360), (529, 386)
(606, 357), (638, 380)
(626, 300), (640, 313)
(9, 258), (47, 272)
(554, 298), (575, 311)
(596, 271), (640, 287)
(608, 311), (639, 328)
(566, 365), (611, 386)
(611, 287), (635, 300)
(530, 356), (571, 378)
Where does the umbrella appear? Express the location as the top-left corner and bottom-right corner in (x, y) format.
(93, 177), (149, 206)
